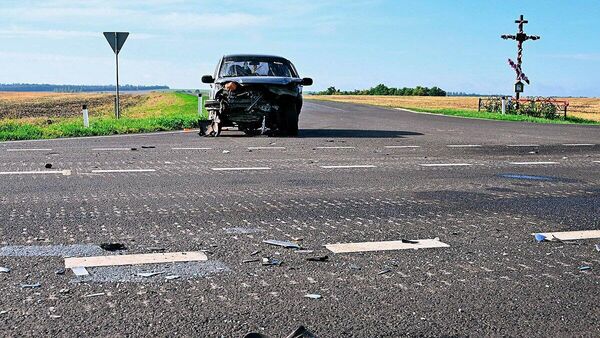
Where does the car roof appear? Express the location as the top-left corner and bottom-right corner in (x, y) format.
(223, 54), (290, 62)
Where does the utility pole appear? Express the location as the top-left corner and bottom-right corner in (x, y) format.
(103, 32), (129, 119)
(501, 15), (540, 107)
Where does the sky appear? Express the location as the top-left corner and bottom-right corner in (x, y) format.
(0, 0), (599, 96)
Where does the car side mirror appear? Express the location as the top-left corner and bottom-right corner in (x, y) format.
(301, 77), (313, 86)
(201, 75), (215, 84)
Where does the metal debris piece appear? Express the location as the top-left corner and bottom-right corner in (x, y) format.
(71, 266), (89, 276)
(137, 271), (165, 278)
(50, 315), (61, 319)
(45, 163), (52, 169)
(534, 233), (547, 243)
(349, 263), (361, 270)
(304, 294), (322, 299)
(263, 239), (301, 249)
(262, 257), (282, 266)
(165, 275), (180, 280)
(291, 237), (304, 242)
(250, 250), (261, 256)
(0, 267), (10, 273)
(21, 283), (41, 289)
(222, 150), (230, 154)
(55, 268), (65, 275)
(0, 310), (8, 315)
(100, 243), (127, 251)
(579, 266), (591, 271)
(377, 269), (392, 275)
(595, 244), (600, 252)
(84, 292), (105, 298)
(306, 256), (329, 262)
(59, 288), (70, 294)
(243, 258), (260, 263)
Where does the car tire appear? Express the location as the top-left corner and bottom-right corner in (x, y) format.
(282, 103), (299, 136)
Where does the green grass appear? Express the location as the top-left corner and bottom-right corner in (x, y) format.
(0, 92), (209, 141)
(405, 107), (600, 125)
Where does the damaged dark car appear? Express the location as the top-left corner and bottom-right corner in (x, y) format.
(200, 55), (313, 136)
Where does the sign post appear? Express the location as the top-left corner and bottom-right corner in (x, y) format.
(103, 32), (129, 119)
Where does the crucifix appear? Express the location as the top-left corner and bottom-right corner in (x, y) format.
(501, 15), (540, 105)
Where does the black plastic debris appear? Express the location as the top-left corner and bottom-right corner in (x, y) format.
(307, 255), (329, 262)
(263, 239), (301, 249)
(100, 243), (127, 251)
(401, 239), (419, 244)
(45, 163), (52, 169)
(262, 257), (282, 266)
(244, 333), (268, 338)
(130, 148), (138, 151)
(243, 258), (260, 263)
(286, 326), (319, 338)
(21, 283), (41, 289)
(141, 146), (156, 149)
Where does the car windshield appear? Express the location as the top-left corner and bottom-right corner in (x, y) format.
(220, 59), (295, 78)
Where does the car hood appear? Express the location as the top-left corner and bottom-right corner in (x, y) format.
(215, 76), (301, 86)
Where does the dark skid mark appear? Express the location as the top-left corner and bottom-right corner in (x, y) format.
(299, 129), (423, 139)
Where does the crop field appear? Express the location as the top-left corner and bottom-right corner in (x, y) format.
(307, 95), (600, 122)
(0, 91), (206, 140)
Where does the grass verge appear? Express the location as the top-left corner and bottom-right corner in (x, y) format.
(404, 107), (600, 125)
(0, 92), (208, 141)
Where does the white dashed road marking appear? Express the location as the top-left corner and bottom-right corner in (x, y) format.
(446, 144), (481, 148)
(320, 165), (377, 169)
(172, 147), (213, 150)
(247, 147), (286, 150)
(509, 161), (559, 165)
(91, 169), (156, 173)
(315, 146), (356, 149)
(326, 239), (450, 253)
(419, 163), (472, 167)
(6, 148), (52, 152)
(211, 167), (271, 171)
(507, 144), (540, 147)
(92, 148), (131, 151)
(0, 170), (71, 176)
(562, 143), (594, 146)
(533, 230), (600, 241)
(384, 145), (421, 148)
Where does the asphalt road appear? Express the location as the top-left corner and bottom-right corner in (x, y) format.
(0, 100), (599, 337)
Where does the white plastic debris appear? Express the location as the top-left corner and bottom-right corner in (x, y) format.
(0, 267), (10, 273)
(304, 294), (322, 299)
(137, 271), (165, 278)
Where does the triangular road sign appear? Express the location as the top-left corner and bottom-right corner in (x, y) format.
(103, 32), (129, 54)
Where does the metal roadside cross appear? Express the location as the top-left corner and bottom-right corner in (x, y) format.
(501, 15), (540, 107)
(103, 32), (129, 119)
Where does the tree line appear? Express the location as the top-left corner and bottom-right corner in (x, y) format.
(0, 83), (169, 92)
(313, 84), (446, 96)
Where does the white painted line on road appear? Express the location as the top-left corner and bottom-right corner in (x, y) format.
(446, 144), (482, 148)
(92, 148), (131, 151)
(325, 239), (450, 253)
(211, 167), (271, 171)
(65, 251), (208, 269)
(562, 143), (595, 146)
(6, 148), (52, 152)
(320, 165), (377, 169)
(248, 146), (286, 150)
(509, 161), (559, 165)
(594, 161), (600, 163)
(0, 170), (71, 176)
(419, 163), (472, 167)
(533, 230), (600, 241)
(91, 169), (156, 173)
(172, 147), (213, 150)
(507, 144), (540, 147)
(384, 145), (421, 149)
(315, 146), (356, 149)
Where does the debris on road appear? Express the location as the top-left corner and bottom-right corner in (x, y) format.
(21, 283), (41, 289)
(262, 257), (282, 266)
(59, 288), (70, 294)
(349, 263), (361, 270)
(250, 250), (261, 256)
(84, 292), (105, 298)
(137, 271), (165, 278)
(578, 266), (592, 271)
(243, 258), (260, 263)
(263, 239), (301, 249)
(64, 251), (208, 269)
(325, 238), (449, 253)
(165, 275), (180, 280)
(534, 233), (547, 243)
(304, 294), (322, 299)
(595, 244), (600, 252)
(222, 150), (230, 154)
(45, 163), (52, 169)
(100, 243), (127, 251)
(295, 250), (314, 254)
(286, 325), (319, 338)
(130, 148), (138, 151)
(54, 268), (65, 275)
(401, 239), (419, 244)
(0, 267), (10, 273)
(71, 266), (89, 276)
(377, 269), (392, 275)
(141, 146), (155, 149)
(306, 255), (329, 262)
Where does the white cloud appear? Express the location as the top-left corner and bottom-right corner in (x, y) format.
(0, 28), (156, 40)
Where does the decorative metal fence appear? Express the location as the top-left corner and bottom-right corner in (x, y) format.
(478, 97), (569, 119)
